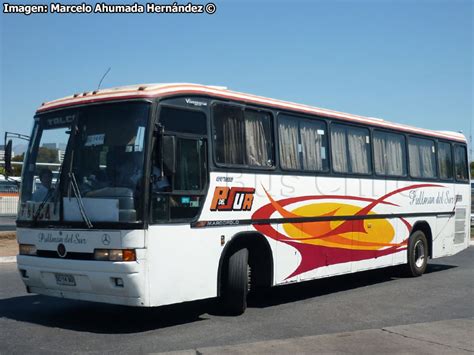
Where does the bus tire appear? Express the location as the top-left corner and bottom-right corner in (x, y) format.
(406, 230), (428, 277)
(223, 248), (249, 315)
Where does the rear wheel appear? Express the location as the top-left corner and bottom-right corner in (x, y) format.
(406, 230), (428, 277)
(222, 248), (249, 315)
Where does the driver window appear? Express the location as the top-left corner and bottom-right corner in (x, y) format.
(151, 137), (207, 222)
(151, 106), (208, 223)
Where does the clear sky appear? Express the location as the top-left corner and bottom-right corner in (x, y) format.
(1, 0), (473, 157)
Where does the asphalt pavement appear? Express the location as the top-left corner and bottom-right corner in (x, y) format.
(163, 318), (473, 354)
(0, 248), (473, 354)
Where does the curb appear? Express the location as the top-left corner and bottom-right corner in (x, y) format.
(0, 256), (16, 263)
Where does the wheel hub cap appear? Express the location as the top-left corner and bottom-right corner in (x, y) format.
(414, 240), (425, 268)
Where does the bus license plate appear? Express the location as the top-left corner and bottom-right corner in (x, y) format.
(55, 273), (76, 286)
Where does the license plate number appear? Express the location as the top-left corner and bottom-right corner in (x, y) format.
(55, 273), (76, 286)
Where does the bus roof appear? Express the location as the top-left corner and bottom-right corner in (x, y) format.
(37, 83), (467, 142)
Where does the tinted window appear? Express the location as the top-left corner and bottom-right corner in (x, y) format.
(454, 145), (468, 181)
(278, 115), (328, 171)
(408, 137), (437, 178)
(279, 116), (299, 170)
(245, 110), (273, 167)
(331, 124), (371, 174)
(160, 106), (207, 135)
(151, 137), (207, 223)
(213, 104), (274, 167)
(175, 138), (206, 191)
(213, 105), (244, 165)
(373, 131), (406, 176)
(438, 142), (453, 180)
(20, 102), (150, 224)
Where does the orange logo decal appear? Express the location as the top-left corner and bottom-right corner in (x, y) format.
(252, 183), (443, 279)
(210, 187), (255, 211)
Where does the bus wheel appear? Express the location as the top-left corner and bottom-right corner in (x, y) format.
(406, 230), (428, 277)
(223, 248), (249, 315)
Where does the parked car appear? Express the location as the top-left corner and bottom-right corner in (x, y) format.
(0, 180), (19, 194)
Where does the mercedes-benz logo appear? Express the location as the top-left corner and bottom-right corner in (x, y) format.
(102, 234), (111, 246)
(57, 243), (67, 258)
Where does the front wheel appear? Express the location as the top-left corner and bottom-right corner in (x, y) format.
(222, 248), (249, 315)
(406, 230), (428, 277)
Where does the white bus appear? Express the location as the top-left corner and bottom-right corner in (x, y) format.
(16, 83), (471, 315)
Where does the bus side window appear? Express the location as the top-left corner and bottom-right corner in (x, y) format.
(373, 130), (406, 177)
(278, 114), (328, 172)
(408, 137), (437, 179)
(331, 124), (371, 174)
(454, 145), (468, 181)
(213, 103), (274, 168)
(213, 104), (245, 165)
(438, 142), (453, 180)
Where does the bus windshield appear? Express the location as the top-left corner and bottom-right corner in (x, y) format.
(18, 102), (150, 225)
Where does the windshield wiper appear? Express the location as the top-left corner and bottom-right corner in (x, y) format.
(61, 121), (93, 228)
(32, 188), (54, 223)
(68, 171), (93, 229)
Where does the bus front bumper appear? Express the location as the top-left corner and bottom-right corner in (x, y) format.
(16, 255), (148, 307)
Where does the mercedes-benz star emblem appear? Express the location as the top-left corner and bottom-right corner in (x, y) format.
(57, 243), (67, 258)
(102, 234), (111, 246)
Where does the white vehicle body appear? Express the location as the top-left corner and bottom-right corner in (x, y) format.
(471, 181), (474, 226)
(16, 83), (471, 309)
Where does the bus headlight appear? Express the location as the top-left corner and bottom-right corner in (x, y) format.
(19, 244), (37, 256)
(94, 249), (136, 262)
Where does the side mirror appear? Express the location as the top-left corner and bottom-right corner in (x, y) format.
(162, 135), (176, 175)
(4, 140), (12, 176)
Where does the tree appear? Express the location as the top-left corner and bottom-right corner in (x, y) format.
(37, 147), (58, 164)
(8, 148), (59, 176)
(11, 153), (24, 176)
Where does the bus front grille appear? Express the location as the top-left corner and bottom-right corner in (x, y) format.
(36, 250), (95, 260)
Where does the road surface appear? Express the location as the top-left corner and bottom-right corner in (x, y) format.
(0, 248), (472, 353)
